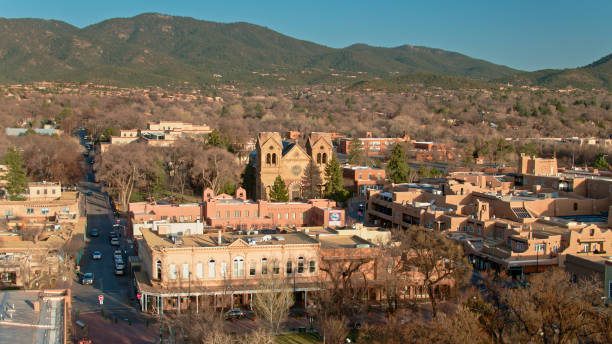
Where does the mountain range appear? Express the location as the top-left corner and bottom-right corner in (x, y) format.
(0, 13), (610, 89)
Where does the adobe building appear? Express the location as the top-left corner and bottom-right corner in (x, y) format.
(518, 153), (558, 176)
(25, 182), (62, 201)
(0, 187), (81, 224)
(255, 132), (332, 200)
(365, 154), (612, 278)
(99, 121), (213, 153)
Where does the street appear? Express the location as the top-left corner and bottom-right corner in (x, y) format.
(70, 182), (135, 318)
(67, 130), (158, 343)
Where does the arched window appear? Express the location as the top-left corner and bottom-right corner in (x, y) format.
(309, 260), (316, 273)
(272, 153), (277, 165)
(286, 261), (293, 274)
(322, 153), (327, 164)
(297, 257), (304, 273)
(208, 259), (215, 278)
(266, 153), (271, 165)
(261, 258), (268, 275)
(156, 260), (162, 280)
(316, 153), (321, 164)
(233, 257), (244, 277)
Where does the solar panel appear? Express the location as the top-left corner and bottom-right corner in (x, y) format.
(512, 207), (532, 219)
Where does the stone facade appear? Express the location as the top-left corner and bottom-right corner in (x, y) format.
(255, 132), (332, 200)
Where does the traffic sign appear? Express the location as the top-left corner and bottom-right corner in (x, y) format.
(136, 292), (142, 300)
(98, 295), (104, 305)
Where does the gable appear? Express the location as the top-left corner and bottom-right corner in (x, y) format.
(258, 134), (283, 150)
(282, 143), (310, 160)
(228, 238), (251, 248)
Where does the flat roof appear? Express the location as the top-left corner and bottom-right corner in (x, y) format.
(140, 227), (318, 248)
(318, 235), (372, 249)
(0, 290), (66, 344)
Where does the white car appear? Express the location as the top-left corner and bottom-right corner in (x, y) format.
(92, 251), (102, 260)
(111, 238), (120, 246)
(113, 250), (122, 260)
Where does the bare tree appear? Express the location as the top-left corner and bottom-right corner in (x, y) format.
(505, 269), (611, 344)
(190, 146), (240, 194)
(95, 143), (151, 210)
(252, 274), (295, 334)
(396, 227), (471, 318)
(317, 255), (372, 317)
(320, 315), (349, 344)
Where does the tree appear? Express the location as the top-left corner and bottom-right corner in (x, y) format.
(387, 144), (410, 183)
(302, 160), (323, 199)
(145, 158), (167, 201)
(206, 129), (223, 147)
(592, 154), (610, 170)
(324, 154), (348, 201)
(269, 175), (289, 202)
(240, 164), (257, 200)
(252, 274), (295, 334)
(348, 138), (364, 165)
(13, 134), (83, 185)
(1, 146), (28, 200)
(317, 255), (372, 317)
(520, 142), (539, 157)
(96, 143), (150, 211)
(396, 228), (471, 318)
(505, 269), (611, 344)
(190, 147), (240, 194)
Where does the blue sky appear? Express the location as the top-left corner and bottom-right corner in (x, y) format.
(1, 0), (610, 71)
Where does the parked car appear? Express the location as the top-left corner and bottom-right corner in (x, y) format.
(111, 238), (120, 246)
(92, 251), (102, 260)
(81, 272), (94, 285)
(86, 191), (93, 196)
(90, 229), (99, 237)
(115, 267), (125, 276)
(224, 309), (245, 320)
(113, 250), (122, 260)
(115, 262), (125, 270)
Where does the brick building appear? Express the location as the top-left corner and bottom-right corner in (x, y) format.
(342, 166), (386, 196)
(337, 133), (411, 157)
(128, 188), (345, 235)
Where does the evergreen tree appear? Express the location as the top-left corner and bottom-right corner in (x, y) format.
(324, 155), (348, 201)
(207, 129), (223, 147)
(147, 159), (167, 201)
(240, 164), (257, 200)
(269, 176), (289, 202)
(593, 154), (610, 170)
(386, 144), (410, 183)
(348, 138), (364, 165)
(302, 161), (323, 199)
(1, 147), (28, 200)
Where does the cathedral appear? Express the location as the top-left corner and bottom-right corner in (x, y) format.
(255, 132), (333, 200)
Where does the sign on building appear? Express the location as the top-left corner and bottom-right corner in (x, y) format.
(329, 211), (342, 226)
